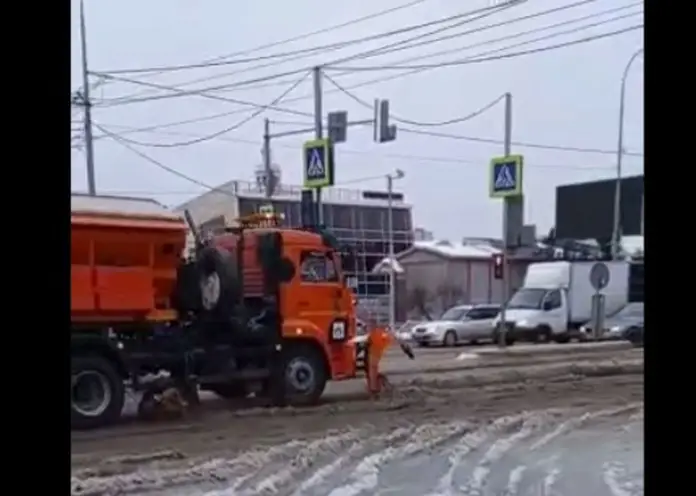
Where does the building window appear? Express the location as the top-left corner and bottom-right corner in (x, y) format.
(327, 205), (353, 229)
(360, 207), (382, 231)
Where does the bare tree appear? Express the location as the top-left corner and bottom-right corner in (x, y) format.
(436, 284), (466, 311)
(407, 286), (434, 321)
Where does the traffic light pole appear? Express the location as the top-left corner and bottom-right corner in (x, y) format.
(498, 92), (513, 348)
(312, 67), (324, 224)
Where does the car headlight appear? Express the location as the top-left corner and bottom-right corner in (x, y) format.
(516, 320), (529, 328)
(610, 326), (621, 333)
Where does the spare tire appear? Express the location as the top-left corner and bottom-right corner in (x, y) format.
(194, 246), (240, 319)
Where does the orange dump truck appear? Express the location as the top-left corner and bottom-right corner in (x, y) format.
(71, 193), (372, 429)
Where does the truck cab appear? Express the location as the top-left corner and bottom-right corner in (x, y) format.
(497, 286), (569, 343)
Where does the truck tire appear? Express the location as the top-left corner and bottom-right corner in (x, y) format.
(536, 326), (552, 343)
(71, 355), (125, 430)
(281, 343), (328, 406)
(195, 246), (240, 319)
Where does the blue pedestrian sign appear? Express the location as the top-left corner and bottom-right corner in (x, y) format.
(489, 155), (524, 198)
(303, 138), (335, 189)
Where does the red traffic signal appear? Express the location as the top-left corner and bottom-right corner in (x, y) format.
(493, 253), (504, 280)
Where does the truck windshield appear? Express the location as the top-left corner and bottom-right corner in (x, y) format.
(508, 288), (546, 310)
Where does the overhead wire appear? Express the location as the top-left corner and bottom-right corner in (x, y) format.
(95, 3), (641, 109)
(324, 72), (505, 127)
(78, 0), (433, 98)
(327, 0), (601, 65)
(98, 0), (518, 103)
(328, 24), (643, 71)
(95, 71), (311, 148)
(95, 123), (225, 193)
(98, 1), (517, 76)
(198, 0), (640, 95)
(400, 128), (644, 157)
(89, 124), (635, 183)
(92, 122), (644, 162)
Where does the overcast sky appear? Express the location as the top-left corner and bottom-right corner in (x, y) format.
(70, 0), (644, 240)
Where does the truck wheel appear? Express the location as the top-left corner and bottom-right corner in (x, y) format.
(536, 326), (552, 343)
(195, 246), (240, 319)
(282, 344), (327, 406)
(71, 356), (125, 430)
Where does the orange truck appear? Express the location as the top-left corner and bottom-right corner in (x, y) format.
(71, 193), (400, 429)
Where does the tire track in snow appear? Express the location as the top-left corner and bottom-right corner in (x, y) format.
(602, 462), (643, 496)
(326, 421), (475, 496)
(71, 432), (354, 496)
(458, 413), (551, 495)
(425, 412), (532, 496)
(529, 403), (643, 452)
(288, 427), (414, 496)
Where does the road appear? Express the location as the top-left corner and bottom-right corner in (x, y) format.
(71, 342), (643, 496)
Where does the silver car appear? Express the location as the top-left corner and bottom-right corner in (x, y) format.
(412, 304), (501, 347)
(580, 302), (644, 341)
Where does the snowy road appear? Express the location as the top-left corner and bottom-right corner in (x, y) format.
(71, 345), (643, 496)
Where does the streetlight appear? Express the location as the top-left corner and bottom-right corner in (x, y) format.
(611, 47), (643, 259)
(387, 169), (405, 333)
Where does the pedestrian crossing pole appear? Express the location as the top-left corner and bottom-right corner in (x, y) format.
(498, 92), (513, 348)
(312, 66), (324, 224)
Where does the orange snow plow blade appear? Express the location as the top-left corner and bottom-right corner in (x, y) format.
(365, 327), (415, 396)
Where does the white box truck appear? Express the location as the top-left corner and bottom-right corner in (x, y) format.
(493, 261), (629, 344)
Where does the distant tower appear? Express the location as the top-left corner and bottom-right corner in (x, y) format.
(254, 145), (282, 195)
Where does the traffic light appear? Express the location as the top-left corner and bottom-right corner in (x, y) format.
(493, 253), (504, 280)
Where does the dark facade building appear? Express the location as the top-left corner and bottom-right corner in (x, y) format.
(555, 175), (643, 242)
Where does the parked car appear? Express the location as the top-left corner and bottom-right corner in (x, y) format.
(580, 302), (643, 342)
(412, 304), (501, 347)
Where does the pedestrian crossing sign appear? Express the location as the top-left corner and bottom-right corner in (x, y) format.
(303, 138), (335, 189)
(489, 154), (523, 198)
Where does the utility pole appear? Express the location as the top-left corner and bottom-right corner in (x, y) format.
(498, 92), (513, 347)
(611, 47), (644, 259)
(386, 169), (405, 333)
(79, 0), (97, 196)
(263, 118), (272, 198)
(312, 66), (324, 224)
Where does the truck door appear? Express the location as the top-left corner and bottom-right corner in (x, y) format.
(297, 249), (349, 340)
(542, 289), (566, 333)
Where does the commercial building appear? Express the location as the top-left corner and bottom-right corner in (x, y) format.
(555, 174), (643, 242)
(175, 165), (414, 322)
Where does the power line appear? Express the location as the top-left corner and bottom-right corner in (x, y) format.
(400, 128), (643, 157)
(95, 5), (641, 110)
(93, 71), (315, 119)
(91, 123), (644, 168)
(94, 72), (310, 148)
(95, 124), (229, 194)
(329, 24), (643, 71)
(97, 0), (515, 103)
(325, 72), (505, 126)
(97, 1), (517, 76)
(185, 1), (640, 96)
(328, 0), (603, 65)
